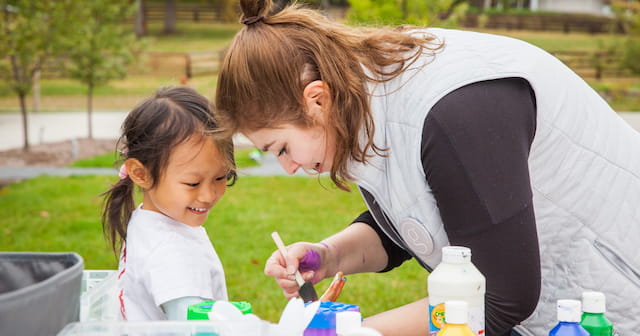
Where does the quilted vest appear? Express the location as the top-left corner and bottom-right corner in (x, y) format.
(348, 28), (640, 335)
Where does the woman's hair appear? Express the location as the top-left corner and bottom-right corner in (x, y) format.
(102, 86), (237, 254)
(215, 0), (441, 190)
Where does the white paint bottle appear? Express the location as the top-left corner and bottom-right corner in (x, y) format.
(428, 246), (486, 336)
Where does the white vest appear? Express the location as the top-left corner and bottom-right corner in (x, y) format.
(349, 28), (640, 335)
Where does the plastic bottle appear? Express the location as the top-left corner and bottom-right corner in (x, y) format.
(580, 292), (614, 336)
(427, 246), (485, 336)
(549, 299), (590, 336)
(436, 301), (477, 336)
(335, 311), (383, 336)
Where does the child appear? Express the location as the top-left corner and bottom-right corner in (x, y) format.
(101, 86), (237, 321)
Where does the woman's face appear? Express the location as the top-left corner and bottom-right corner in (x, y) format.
(244, 79), (335, 175)
(244, 123), (335, 175)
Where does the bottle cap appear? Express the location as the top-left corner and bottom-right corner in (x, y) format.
(557, 299), (582, 322)
(442, 246), (471, 264)
(444, 300), (468, 324)
(582, 291), (606, 313)
(336, 311), (362, 334)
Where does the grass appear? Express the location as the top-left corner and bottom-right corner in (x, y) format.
(69, 147), (260, 169)
(0, 174), (427, 322)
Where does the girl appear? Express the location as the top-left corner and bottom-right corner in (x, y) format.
(214, 0), (640, 335)
(102, 86), (237, 321)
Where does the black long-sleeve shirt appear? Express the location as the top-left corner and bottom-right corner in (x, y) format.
(353, 77), (541, 336)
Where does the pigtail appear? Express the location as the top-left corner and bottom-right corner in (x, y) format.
(101, 175), (135, 256)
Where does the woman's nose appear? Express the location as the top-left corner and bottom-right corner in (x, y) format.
(278, 155), (301, 175)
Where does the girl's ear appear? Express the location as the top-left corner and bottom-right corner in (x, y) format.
(303, 80), (327, 120)
(124, 158), (152, 189)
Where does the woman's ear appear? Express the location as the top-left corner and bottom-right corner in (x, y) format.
(124, 158), (152, 189)
(303, 80), (327, 119)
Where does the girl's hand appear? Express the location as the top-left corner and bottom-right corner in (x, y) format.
(264, 242), (330, 300)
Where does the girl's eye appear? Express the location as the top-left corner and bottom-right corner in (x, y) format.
(215, 174), (227, 181)
(277, 147), (287, 156)
(185, 183), (200, 187)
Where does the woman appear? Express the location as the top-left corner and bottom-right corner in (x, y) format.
(214, 0), (640, 335)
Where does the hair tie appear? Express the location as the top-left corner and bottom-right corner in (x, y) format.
(118, 164), (129, 180)
(241, 15), (264, 25)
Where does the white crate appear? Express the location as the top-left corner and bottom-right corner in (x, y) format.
(57, 321), (229, 336)
(80, 270), (119, 322)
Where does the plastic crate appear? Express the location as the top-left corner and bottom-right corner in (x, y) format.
(57, 321), (228, 336)
(80, 270), (119, 322)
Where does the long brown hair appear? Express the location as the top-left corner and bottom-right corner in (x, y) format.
(102, 86), (237, 255)
(215, 0), (441, 190)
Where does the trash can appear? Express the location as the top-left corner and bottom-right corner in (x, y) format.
(0, 252), (84, 336)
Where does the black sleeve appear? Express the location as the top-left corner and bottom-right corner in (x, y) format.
(351, 210), (412, 272)
(422, 77), (541, 335)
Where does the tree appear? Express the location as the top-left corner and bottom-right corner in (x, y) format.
(65, 0), (140, 139)
(0, 0), (81, 151)
(346, 0), (469, 27)
(163, 0), (176, 34)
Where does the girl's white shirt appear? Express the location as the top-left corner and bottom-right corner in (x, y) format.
(117, 205), (228, 321)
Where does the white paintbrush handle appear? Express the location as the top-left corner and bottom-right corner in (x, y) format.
(271, 231), (305, 286)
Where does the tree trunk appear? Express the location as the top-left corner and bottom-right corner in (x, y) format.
(135, 0), (147, 37)
(163, 0), (176, 34)
(87, 83), (93, 139)
(19, 92), (30, 152)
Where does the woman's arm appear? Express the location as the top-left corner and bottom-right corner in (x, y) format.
(422, 77), (541, 335)
(264, 222), (389, 299)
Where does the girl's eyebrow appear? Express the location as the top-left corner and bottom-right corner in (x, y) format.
(262, 141), (275, 152)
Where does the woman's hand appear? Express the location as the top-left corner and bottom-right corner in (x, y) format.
(264, 241), (331, 300)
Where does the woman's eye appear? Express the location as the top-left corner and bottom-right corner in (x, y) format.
(277, 147), (287, 156)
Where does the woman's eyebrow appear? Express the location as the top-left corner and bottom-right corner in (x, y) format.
(262, 141), (275, 152)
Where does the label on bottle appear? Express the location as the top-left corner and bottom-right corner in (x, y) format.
(429, 302), (485, 336)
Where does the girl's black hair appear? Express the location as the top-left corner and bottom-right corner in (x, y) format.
(101, 86), (237, 254)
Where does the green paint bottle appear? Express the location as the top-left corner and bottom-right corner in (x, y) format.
(580, 292), (614, 336)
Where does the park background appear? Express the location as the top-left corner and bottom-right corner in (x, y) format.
(1, 0), (640, 324)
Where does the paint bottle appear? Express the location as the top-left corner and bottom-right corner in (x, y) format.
(436, 301), (477, 336)
(428, 246), (485, 336)
(549, 299), (590, 336)
(580, 292), (614, 336)
(335, 311), (383, 336)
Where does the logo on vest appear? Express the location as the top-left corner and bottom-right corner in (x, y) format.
(399, 217), (434, 259)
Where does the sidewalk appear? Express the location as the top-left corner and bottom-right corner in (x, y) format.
(1, 111), (639, 182)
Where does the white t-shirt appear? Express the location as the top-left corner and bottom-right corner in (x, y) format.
(117, 205), (228, 321)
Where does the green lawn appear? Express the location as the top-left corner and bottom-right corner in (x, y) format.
(69, 147), (260, 169)
(0, 174), (426, 322)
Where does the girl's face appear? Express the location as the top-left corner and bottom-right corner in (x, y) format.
(244, 123), (335, 175)
(141, 135), (229, 227)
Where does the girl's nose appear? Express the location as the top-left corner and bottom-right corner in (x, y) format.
(199, 184), (218, 203)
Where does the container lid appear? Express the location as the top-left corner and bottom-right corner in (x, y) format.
(306, 301), (360, 329)
(442, 246), (471, 264)
(336, 311), (363, 334)
(557, 299), (581, 322)
(444, 301), (468, 324)
(187, 300), (252, 320)
(582, 291), (606, 313)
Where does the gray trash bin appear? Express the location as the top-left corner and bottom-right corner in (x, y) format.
(0, 252), (84, 336)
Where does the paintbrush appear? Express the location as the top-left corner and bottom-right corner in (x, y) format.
(271, 231), (319, 303)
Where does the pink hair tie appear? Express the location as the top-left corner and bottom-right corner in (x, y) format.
(118, 164), (129, 180)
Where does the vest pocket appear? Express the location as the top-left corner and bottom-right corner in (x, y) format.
(594, 239), (640, 288)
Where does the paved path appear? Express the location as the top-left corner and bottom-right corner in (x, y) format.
(1, 111), (639, 181)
